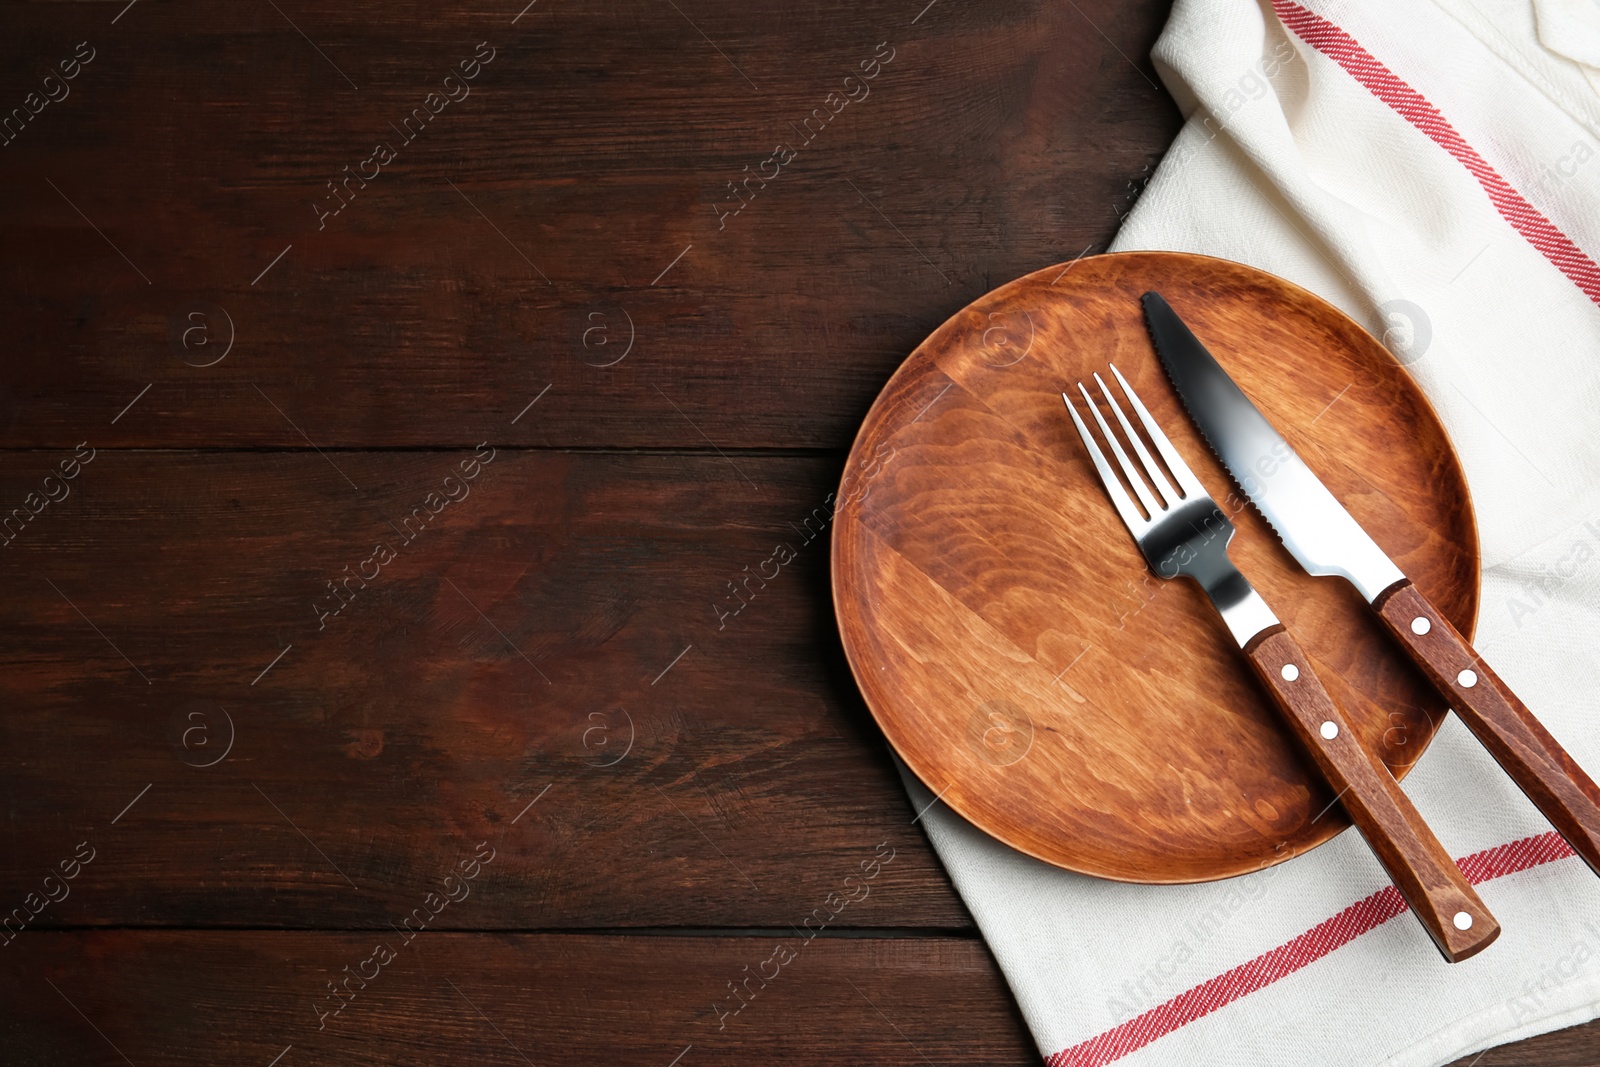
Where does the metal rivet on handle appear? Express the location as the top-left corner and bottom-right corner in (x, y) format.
(1453, 911), (1473, 931)
(1458, 669), (1478, 688)
(1281, 664), (1300, 682)
(1320, 721), (1338, 740)
(1411, 616), (1431, 635)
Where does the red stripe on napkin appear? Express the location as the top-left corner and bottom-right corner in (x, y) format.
(1270, 0), (1600, 307)
(1048, 830), (1576, 1067)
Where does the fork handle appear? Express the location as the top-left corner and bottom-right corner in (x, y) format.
(1244, 624), (1499, 962)
(1374, 579), (1600, 876)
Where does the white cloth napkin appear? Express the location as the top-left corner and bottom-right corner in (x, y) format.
(899, 0), (1600, 1063)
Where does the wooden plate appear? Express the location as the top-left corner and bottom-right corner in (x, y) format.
(832, 251), (1479, 883)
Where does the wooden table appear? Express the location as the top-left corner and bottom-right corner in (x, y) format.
(0, 1), (1592, 1063)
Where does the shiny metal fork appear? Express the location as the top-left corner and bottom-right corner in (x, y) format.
(1062, 363), (1499, 963)
(1062, 364), (1276, 645)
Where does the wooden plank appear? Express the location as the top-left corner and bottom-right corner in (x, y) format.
(0, 0), (1178, 449)
(0, 450), (966, 927)
(1, 931), (1036, 1065)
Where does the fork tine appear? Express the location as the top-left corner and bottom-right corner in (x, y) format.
(1077, 381), (1163, 518)
(1109, 363), (1207, 499)
(1094, 371), (1178, 508)
(1062, 391), (1147, 536)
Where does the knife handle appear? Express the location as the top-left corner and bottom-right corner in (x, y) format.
(1244, 624), (1499, 962)
(1374, 578), (1600, 876)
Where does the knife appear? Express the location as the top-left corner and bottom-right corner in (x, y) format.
(1143, 290), (1600, 877)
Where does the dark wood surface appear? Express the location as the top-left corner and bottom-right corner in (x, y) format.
(1, 932), (1038, 1065)
(0, 0), (1171, 451)
(1, 0), (1594, 1064)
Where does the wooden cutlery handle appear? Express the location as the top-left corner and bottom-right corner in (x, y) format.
(1244, 625), (1499, 962)
(1375, 579), (1600, 876)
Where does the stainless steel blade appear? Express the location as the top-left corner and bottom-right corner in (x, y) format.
(1141, 291), (1404, 604)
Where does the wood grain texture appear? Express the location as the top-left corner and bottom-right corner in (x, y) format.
(0, 0), (1182, 1058)
(0, 931), (1034, 1066)
(1244, 626), (1497, 962)
(1375, 579), (1600, 877)
(0, 451), (962, 928)
(833, 251), (1482, 882)
(0, 0), (1179, 450)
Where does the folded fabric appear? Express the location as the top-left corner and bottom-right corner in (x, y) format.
(900, 0), (1600, 1063)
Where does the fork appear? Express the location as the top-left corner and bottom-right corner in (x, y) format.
(1063, 364), (1498, 963)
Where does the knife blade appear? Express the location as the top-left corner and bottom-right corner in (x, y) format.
(1143, 289), (1600, 877)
